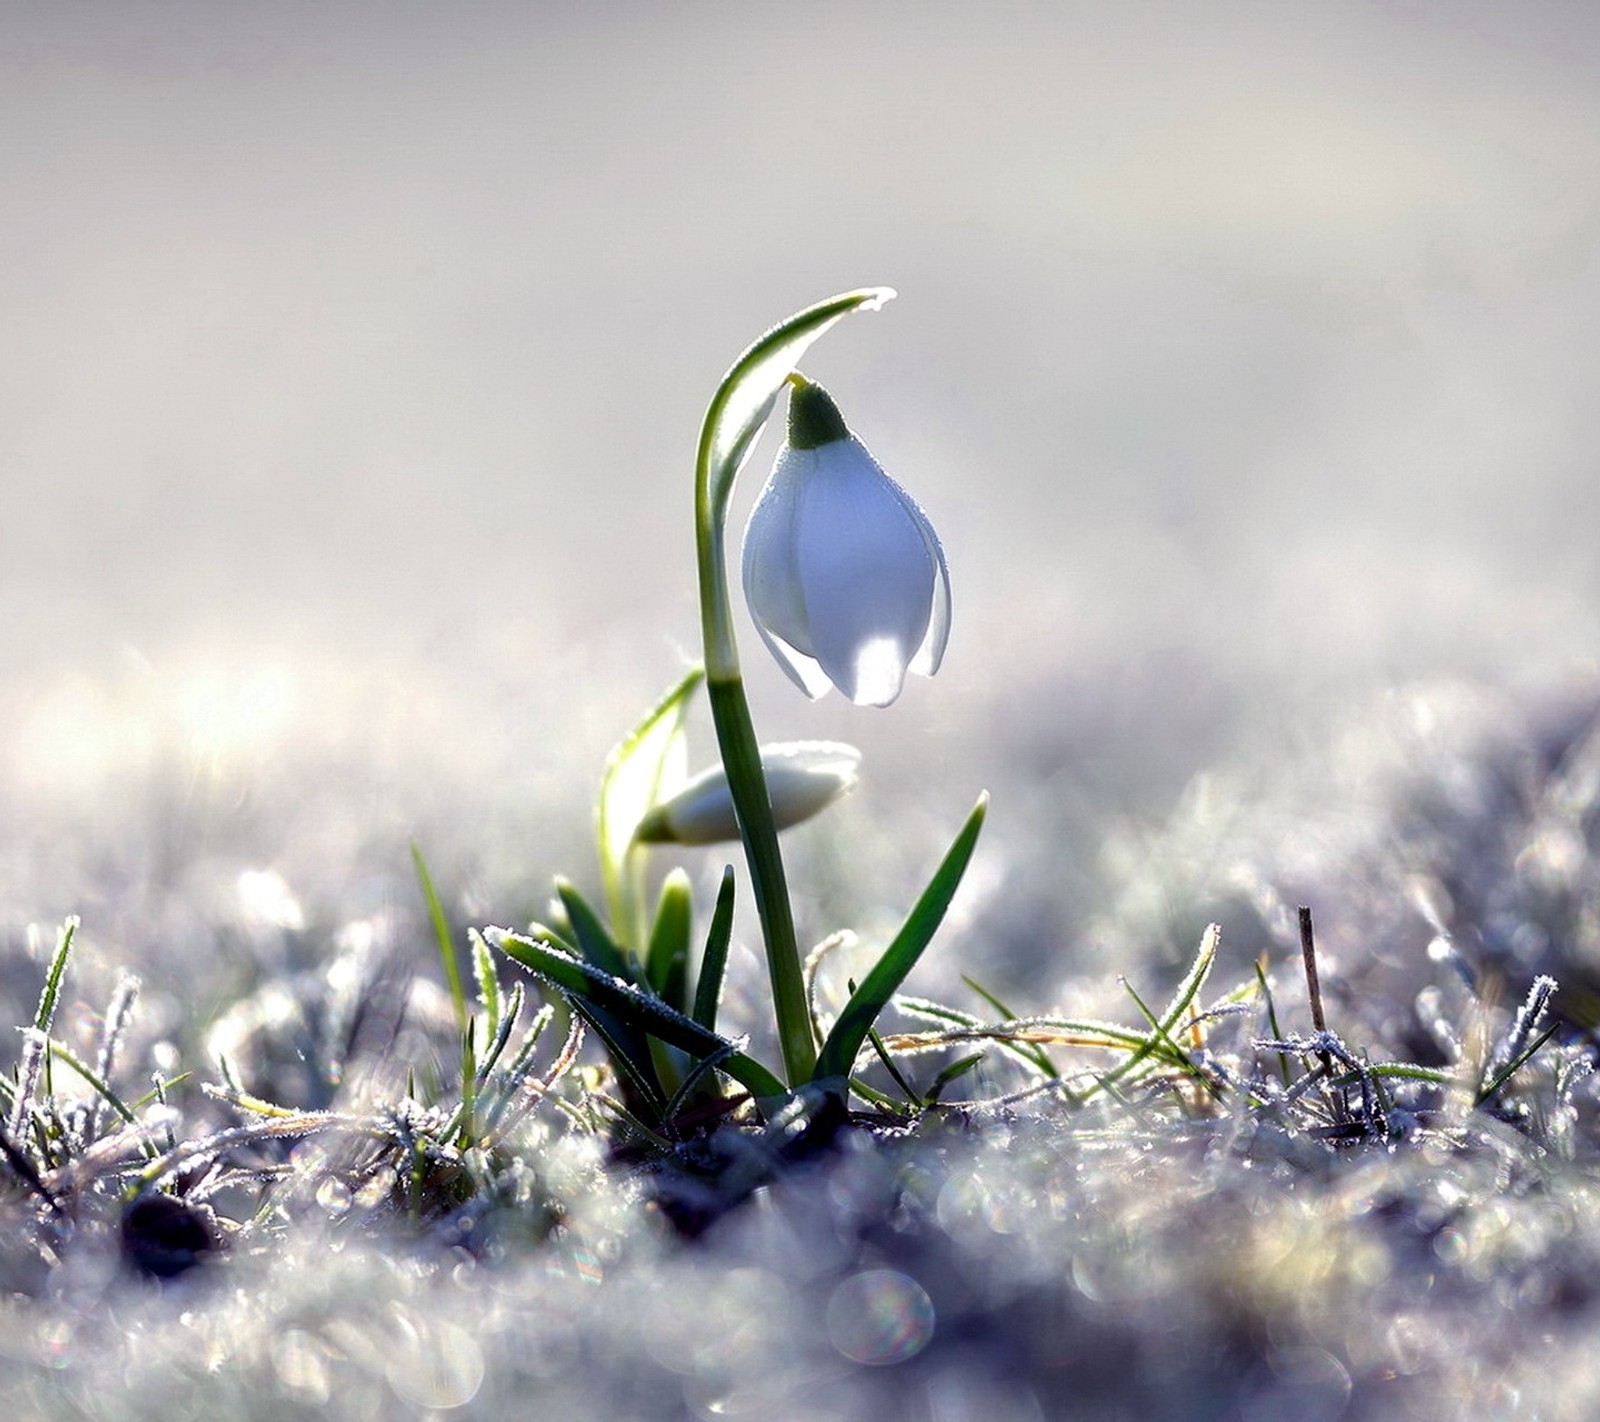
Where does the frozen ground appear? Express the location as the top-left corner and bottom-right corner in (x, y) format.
(5, 4), (1600, 1419)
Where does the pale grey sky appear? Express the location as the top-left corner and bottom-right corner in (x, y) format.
(4, 1), (1599, 829)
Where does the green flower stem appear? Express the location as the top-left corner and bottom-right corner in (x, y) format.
(695, 413), (813, 1082)
(691, 288), (894, 1088)
(704, 672), (815, 1085)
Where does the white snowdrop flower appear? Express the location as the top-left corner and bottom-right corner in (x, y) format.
(634, 741), (861, 846)
(741, 380), (950, 707)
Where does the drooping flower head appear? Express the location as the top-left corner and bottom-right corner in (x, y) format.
(741, 380), (950, 707)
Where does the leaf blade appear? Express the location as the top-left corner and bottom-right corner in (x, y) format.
(597, 667), (704, 943)
(813, 793), (988, 1087)
(489, 928), (787, 1102)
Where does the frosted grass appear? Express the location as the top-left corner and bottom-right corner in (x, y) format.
(4, 648), (1600, 1419)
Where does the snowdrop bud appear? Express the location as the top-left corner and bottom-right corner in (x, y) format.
(742, 380), (951, 707)
(634, 741), (861, 846)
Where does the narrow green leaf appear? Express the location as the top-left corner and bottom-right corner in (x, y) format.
(412, 844), (468, 1035)
(1087, 925), (1220, 1096)
(962, 974), (1060, 1078)
(565, 997), (668, 1118)
(128, 1073), (191, 1113)
(661, 1040), (739, 1124)
(475, 975), (521, 1083)
(597, 667), (704, 945)
(32, 916), (78, 1100)
(524, 916), (663, 1106)
(645, 868), (693, 1010)
(845, 1076), (916, 1117)
(47, 1040), (136, 1125)
(1157, 922), (1221, 1026)
(887, 1009), (1151, 1055)
(488, 928), (787, 1101)
(1119, 976), (1222, 1100)
(1254, 958), (1293, 1088)
(556, 879), (634, 983)
(471, 928), (503, 1044)
(692, 866), (737, 1031)
(1358, 1062), (1453, 1086)
(33, 916), (77, 1036)
(1476, 1022), (1562, 1103)
(925, 1052), (984, 1104)
(814, 793), (988, 1087)
(458, 1017), (479, 1144)
(866, 1022), (923, 1107)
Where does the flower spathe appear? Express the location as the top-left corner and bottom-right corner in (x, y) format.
(633, 741), (861, 846)
(741, 380), (951, 707)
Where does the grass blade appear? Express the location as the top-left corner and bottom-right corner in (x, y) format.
(962, 974), (1060, 1078)
(598, 667), (703, 945)
(645, 869), (693, 1010)
(693, 866), (737, 1031)
(565, 997), (668, 1117)
(1090, 925), (1221, 1096)
(488, 928), (786, 1101)
(412, 844), (468, 1035)
(471, 928), (503, 1044)
(1476, 1021), (1562, 1104)
(555, 879), (634, 983)
(33, 916), (78, 1036)
(47, 1040), (138, 1125)
(813, 793), (988, 1087)
(521, 917), (665, 1111)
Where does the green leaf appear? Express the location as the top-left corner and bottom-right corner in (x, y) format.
(597, 667), (704, 946)
(1475, 1021), (1562, 1104)
(962, 974), (1060, 1078)
(566, 997), (669, 1118)
(555, 878), (635, 983)
(412, 844), (468, 1035)
(645, 869), (693, 1010)
(528, 913), (665, 1108)
(925, 1052), (984, 1104)
(31, 916), (77, 1100)
(488, 928), (787, 1102)
(47, 1039), (136, 1126)
(471, 928), (503, 1044)
(692, 866), (736, 1031)
(1093, 924), (1221, 1095)
(33, 916), (77, 1036)
(814, 793), (988, 1087)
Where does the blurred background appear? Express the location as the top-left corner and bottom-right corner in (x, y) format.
(3, 1), (1599, 1024)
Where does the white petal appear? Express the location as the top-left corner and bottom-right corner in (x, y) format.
(795, 440), (934, 706)
(750, 620), (837, 700)
(900, 486), (951, 678)
(742, 447), (813, 653)
(761, 740), (862, 826)
(742, 448), (836, 699)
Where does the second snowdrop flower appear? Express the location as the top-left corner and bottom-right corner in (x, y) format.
(633, 741), (861, 846)
(741, 379), (951, 707)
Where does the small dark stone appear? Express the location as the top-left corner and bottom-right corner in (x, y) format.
(120, 1193), (218, 1279)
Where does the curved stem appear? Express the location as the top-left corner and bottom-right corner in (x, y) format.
(691, 288), (893, 1088)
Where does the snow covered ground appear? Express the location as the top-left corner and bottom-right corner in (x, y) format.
(4, 5), (1600, 1417)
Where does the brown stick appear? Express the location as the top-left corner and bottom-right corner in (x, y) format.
(1298, 905), (1345, 1121)
(1298, 906), (1327, 1035)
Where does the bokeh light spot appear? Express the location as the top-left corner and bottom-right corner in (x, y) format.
(825, 1269), (935, 1366)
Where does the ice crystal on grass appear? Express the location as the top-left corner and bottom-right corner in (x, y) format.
(8, 592), (1600, 1418)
